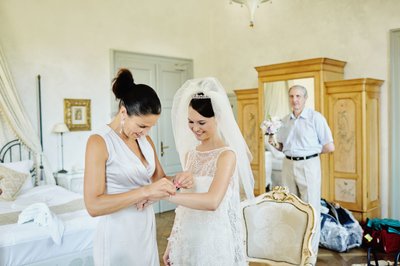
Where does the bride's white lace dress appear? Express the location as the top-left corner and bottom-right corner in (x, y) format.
(168, 147), (247, 266)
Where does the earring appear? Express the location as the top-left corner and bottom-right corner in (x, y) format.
(120, 119), (125, 135)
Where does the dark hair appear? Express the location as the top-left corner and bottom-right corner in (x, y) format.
(112, 69), (161, 116)
(189, 93), (214, 118)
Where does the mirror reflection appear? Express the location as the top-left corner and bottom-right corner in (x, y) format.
(263, 78), (314, 190)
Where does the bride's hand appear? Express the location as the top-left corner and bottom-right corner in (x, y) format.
(163, 244), (171, 266)
(173, 171), (194, 189)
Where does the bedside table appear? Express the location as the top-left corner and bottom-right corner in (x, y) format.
(55, 171), (84, 194)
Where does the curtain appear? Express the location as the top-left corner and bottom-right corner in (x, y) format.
(263, 80), (290, 120)
(0, 46), (55, 184)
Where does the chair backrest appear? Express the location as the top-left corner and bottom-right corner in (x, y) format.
(241, 186), (316, 266)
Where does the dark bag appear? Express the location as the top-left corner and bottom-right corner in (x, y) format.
(363, 218), (400, 253)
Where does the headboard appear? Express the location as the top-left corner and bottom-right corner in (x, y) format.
(0, 139), (32, 163)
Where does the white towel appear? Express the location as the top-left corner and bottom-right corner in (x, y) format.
(17, 202), (65, 245)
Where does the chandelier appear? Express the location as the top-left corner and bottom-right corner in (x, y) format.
(230, 0), (271, 27)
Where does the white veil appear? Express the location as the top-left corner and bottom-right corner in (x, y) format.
(171, 77), (255, 199)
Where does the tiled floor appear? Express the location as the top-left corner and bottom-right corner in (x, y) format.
(156, 210), (396, 266)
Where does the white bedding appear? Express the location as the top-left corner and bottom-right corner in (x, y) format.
(0, 185), (97, 266)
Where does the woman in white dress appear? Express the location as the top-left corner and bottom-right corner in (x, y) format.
(84, 69), (193, 266)
(163, 77), (255, 266)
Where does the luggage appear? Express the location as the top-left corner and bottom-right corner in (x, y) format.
(363, 218), (400, 254)
(319, 198), (363, 252)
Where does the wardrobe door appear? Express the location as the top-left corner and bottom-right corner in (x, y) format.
(326, 78), (383, 221)
(234, 88), (263, 196)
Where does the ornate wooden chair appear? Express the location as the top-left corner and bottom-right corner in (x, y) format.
(241, 186), (316, 266)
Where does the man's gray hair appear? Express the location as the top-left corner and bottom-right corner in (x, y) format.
(289, 85), (308, 98)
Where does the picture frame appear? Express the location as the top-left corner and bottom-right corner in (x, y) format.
(64, 98), (91, 131)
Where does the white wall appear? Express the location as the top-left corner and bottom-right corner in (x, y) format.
(1, 0), (399, 217)
(211, 0), (400, 218)
(0, 0), (215, 173)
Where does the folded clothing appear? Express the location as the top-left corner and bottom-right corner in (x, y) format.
(18, 202), (65, 245)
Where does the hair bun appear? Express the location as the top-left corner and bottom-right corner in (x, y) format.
(112, 68), (135, 100)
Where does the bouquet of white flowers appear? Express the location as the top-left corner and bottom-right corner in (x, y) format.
(260, 115), (282, 135)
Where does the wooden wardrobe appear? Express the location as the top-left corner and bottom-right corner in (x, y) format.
(235, 58), (383, 221)
(325, 78), (383, 221)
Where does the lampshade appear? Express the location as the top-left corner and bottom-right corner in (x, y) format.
(231, 0), (271, 27)
(52, 123), (69, 133)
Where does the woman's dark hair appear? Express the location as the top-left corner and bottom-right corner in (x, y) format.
(112, 68), (161, 116)
(189, 93), (214, 118)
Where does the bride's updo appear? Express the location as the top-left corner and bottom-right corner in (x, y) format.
(112, 68), (161, 116)
(190, 93), (214, 118)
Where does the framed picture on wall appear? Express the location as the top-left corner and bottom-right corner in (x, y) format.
(64, 98), (91, 131)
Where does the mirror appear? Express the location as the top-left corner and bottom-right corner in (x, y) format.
(263, 78), (314, 190)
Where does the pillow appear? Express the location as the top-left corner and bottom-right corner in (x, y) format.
(1, 160), (34, 193)
(0, 165), (29, 200)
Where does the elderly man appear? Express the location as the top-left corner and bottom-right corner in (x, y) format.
(269, 85), (334, 263)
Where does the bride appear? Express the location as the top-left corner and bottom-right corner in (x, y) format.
(163, 77), (254, 266)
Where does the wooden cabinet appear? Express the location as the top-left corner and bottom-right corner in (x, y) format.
(325, 78), (383, 221)
(234, 88), (263, 196)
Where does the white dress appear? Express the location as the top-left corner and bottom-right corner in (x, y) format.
(168, 147), (247, 266)
(93, 126), (159, 266)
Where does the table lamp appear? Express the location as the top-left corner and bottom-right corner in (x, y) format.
(52, 123), (69, 173)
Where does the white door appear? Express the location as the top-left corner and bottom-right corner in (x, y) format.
(112, 51), (193, 213)
(156, 61), (192, 212)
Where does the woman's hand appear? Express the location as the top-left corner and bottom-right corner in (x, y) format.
(136, 199), (154, 211)
(173, 171), (194, 189)
(163, 244), (171, 266)
(143, 177), (176, 202)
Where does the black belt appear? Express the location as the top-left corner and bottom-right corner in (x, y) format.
(285, 153), (318, 161)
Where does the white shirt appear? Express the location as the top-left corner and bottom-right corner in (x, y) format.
(276, 108), (333, 157)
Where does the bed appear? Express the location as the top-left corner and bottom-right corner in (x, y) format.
(0, 140), (97, 266)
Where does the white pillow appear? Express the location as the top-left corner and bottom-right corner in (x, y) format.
(0, 160), (34, 193)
